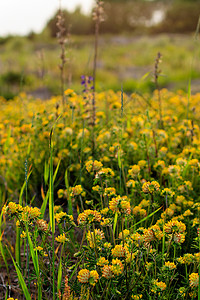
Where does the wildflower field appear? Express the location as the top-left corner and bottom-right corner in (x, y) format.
(1, 85), (200, 299)
(1, 2), (200, 300)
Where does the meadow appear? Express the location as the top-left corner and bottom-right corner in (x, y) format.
(0, 32), (200, 100)
(1, 3), (200, 300)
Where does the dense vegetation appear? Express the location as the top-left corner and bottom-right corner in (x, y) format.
(0, 1), (200, 299)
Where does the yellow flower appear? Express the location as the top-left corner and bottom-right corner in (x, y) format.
(86, 160), (103, 173)
(102, 265), (113, 279)
(35, 246), (43, 251)
(104, 187), (116, 197)
(142, 181), (160, 194)
(178, 253), (194, 265)
(55, 212), (74, 224)
(92, 185), (100, 192)
(132, 206), (147, 218)
(100, 217), (112, 226)
(183, 209), (193, 217)
(70, 185), (83, 196)
(138, 160), (147, 168)
(64, 88), (75, 96)
(132, 295), (142, 299)
(36, 219), (48, 232)
(161, 188), (175, 198)
(163, 261), (176, 270)
(155, 280), (166, 291)
(176, 195), (185, 205)
(111, 258), (124, 276)
(7, 202), (18, 214)
(189, 158), (199, 168)
(126, 179), (136, 188)
(109, 195), (130, 215)
(77, 269), (99, 286)
(77, 209), (101, 225)
(54, 205), (62, 213)
(164, 220), (186, 234)
(189, 273), (199, 288)
(95, 167), (115, 178)
(77, 269), (90, 283)
(128, 165), (140, 177)
(87, 229), (104, 248)
(109, 196), (120, 212)
(143, 225), (162, 242)
(112, 245), (126, 258)
(104, 242), (112, 249)
(55, 233), (69, 243)
(57, 189), (64, 198)
(178, 287), (186, 296)
(97, 257), (109, 266)
(20, 231), (26, 239)
(101, 207), (109, 215)
(119, 229), (130, 240)
(23, 206), (41, 220)
(89, 270), (99, 286)
(152, 279), (166, 293)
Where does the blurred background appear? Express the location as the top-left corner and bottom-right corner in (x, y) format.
(0, 0), (200, 99)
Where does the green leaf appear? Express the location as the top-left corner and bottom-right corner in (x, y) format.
(8, 250), (31, 300)
(57, 256), (62, 294)
(53, 159), (61, 183)
(113, 212), (118, 237)
(26, 228), (39, 278)
(44, 160), (49, 185)
(49, 141), (55, 233)
(0, 207), (8, 273)
(41, 190), (49, 218)
(130, 206), (162, 229)
(19, 171), (32, 206)
(65, 169), (73, 215)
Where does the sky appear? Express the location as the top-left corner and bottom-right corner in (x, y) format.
(0, 0), (94, 37)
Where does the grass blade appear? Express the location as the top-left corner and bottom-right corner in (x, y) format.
(65, 169), (73, 215)
(19, 171), (32, 206)
(44, 160), (49, 185)
(113, 212), (118, 237)
(8, 249), (31, 300)
(130, 206), (162, 229)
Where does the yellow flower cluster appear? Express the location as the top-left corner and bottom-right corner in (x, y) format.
(128, 165), (140, 177)
(152, 279), (167, 292)
(143, 225), (163, 243)
(78, 269), (99, 286)
(77, 209), (101, 225)
(111, 245), (126, 258)
(95, 167), (115, 178)
(111, 258), (124, 276)
(55, 212), (74, 224)
(189, 273), (199, 288)
(142, 181), (160, 194)
(109, 195), (130, 215)
(86, 229), (105, 248)
(163, 261), (176, 270)
(55, 233), (69, 243)
(85, 160), (103, 173)
(70, 185), (83, 196)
